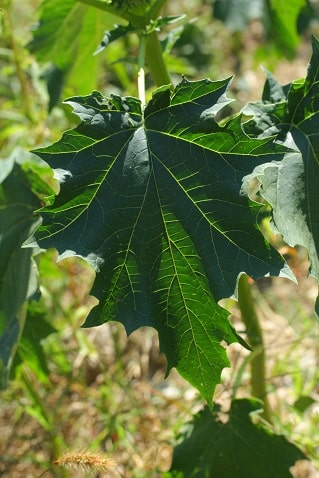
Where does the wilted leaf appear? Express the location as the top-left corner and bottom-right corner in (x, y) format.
(34, 77), (292, 401)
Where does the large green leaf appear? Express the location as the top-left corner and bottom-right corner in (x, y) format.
(0, 151), (43, 389)
(242, 36), (319, 312)
(34, 77), (292, 401)
(169, 399), (307, 477)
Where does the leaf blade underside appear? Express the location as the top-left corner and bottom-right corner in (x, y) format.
(242, 36), (319, 315)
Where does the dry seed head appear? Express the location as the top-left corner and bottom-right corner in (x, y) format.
(54, 451), (115, 472)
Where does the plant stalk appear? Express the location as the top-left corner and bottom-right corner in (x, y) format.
(145, 30), (171, 87)
(237, 274), (272, 422)
(138, 35), (146, 106)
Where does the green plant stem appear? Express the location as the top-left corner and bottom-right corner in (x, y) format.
(138, 35), (146, 105)
(237, 274), (272, 422)
(232, 345), (263, 399)
(145, 31), (171, 86)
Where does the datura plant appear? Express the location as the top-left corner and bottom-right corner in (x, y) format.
(1, 0), (318, 476)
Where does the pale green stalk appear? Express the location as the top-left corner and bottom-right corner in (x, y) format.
(145, 30), (171, 87)
(138, 35), (146, 106)
(237, 274), (272, 422)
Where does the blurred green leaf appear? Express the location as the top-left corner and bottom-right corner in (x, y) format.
(0, 151), (42, 389)
(28, 0), (112, 104)
(0, 156), (14, 183)
(170, 399), (307, 477)
(42, 65), (65, 112)
(268, 0), (307, 53)
(293, 395), (316, 413)
(213, 0), (265, 32)
(12, 300), (57, 384)
(213, 0), (307, 56)
(95, 23), (136, 55)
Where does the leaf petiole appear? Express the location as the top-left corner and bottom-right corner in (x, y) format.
(138, 34), (146, 106)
